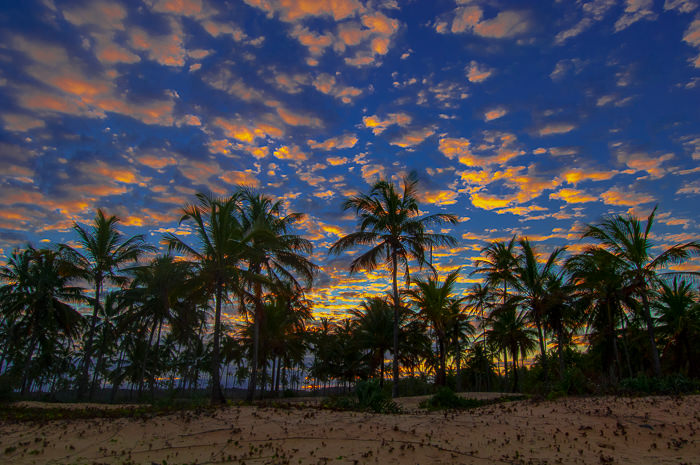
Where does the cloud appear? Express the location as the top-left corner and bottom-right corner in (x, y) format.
(554, 0), (616, 44)
(683, 16), (700, 67)
(390, 127), (435, 148)
(550, 58), (587, 81)
(312, 73), (363, 103)
(213, 117), (284, 143)
(560, 168), (617, 185)
(537, 123), (576, 136)
(665, 0), (698, 13)
(244, 0), (363, 22)
(600, 187), (655, 206)
(1, 113), (45, 132)
(360, 164), (385, 184)
(220, 169), (260, 187)
(484, 107), (507, 121)
(439, 131), (524, 167)
(308, 134), (358, 150)
(677, 180), (700, 194)
(420, 189), (459, 206)
(10, 37), (175, 126)
(441, 6), (531, 39)
(276, 106), (323, 127)
(549, 188), (597, 204)
(273, 145), (308, 161)
(147, 0), (206, 18)
(362, 112), (411, 135)
(616, 148), (674, 178)
(614, 0), (658, 32)
(466, 60), (493, 83)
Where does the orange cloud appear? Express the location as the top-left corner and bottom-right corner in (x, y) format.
(213, 117), (284, 143)
(308, 134), (358, 151)
(362, 112), (411, 135)
(245, 0), (363, 22)
(421, 189), (459, 206)
(549, 188), (597, 204)
(276, 106), (323, 127)
(560, 168), (617, 185)
(390, 127), (435, 148)
(221, 170), (260, 187)
(616, 149), (673, 178)
(466, 60), (493, 83)
(600, 188), (655, 206)
(1, 113), (45, 132)
(538, 123), (576, 136)
(273, 145), (308, 161)
(129, 20), (187, 67)
(439, 132), (523, 167)
(312, 74), (362, 103)
(484, 107), (507, 121)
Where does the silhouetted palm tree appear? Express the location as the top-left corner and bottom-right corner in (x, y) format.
(351, 296), (395, 387)
(59, 209), (153, 400)
(0, 247), (85, 394)
(164, 193), (242, 404)
(406, 269), (463, 386)
(488, 306), (536, 392)
(330, 173), (457, 397)
(654, 278), (700, 375)
(237, 189), (316, 401)
(583, 206), (700, 377)
(513, 238), (566, 385)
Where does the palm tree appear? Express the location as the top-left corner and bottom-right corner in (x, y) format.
(473, 237), (517, 308)
(237, 189), (316, 401)
(351, 297), (395, 387)
(0, 247), (85, 394)
(59, 209), (154, 400)
(329, 172), (457, 397)
(654, 278), (700, 375)
(513, 238), (566, 385)
(164, 193), (242, 404)
(464, 283), (493, 390)
(488, 306), (536, 392)
(122, 254), (193, 397)
(566, 247), (631, 383)
(582, 206), (700, 377)
(405, 269), (463, 386)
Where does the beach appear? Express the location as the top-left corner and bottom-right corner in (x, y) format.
(1, 394), (698, 464)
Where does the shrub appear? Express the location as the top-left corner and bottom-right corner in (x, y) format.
(419, 387), (482, 410)
(619, 374), (700, 395)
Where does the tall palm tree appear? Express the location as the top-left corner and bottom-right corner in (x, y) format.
(237, 189), (316, 401)
(566, 247), (631, 383)
(513, 238), (566, 384)
(164, 193), (242, 404)
(329, 172), (457, 397)
(405, 268), (463, 386)
(59, 209), (154, 400)
(582, 206), (700, 377)
(473, 237), (517, 308)
(488, 306), (536, 392)
(0, 247), (85, 394)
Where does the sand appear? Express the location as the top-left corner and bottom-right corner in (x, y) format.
(1, 394), (698, 464)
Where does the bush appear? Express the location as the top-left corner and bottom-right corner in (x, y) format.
(322, 380), (401, 414)
(0, 374), (17, 403)
(419, 387), (483, 410)
(619, 374), (700, 395)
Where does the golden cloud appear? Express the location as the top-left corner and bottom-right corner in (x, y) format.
(484, 107), (507, 121)
(600, 188), (655, 206)
(308, 134), (358, 151)
(549, 188), (597, 204)
(538, 123), (576, 136)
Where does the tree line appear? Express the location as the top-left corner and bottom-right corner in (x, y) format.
(1, 175), (699, 404)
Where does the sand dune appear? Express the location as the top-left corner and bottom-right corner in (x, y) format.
(1, 394), (698, 464)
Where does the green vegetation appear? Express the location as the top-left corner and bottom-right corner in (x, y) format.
(0, 179), (699, 406)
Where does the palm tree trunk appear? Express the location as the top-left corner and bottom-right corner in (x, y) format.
(247, 280), (263, 402)
(391, 251), (400, 398)
(139, 321), (157, 397)
(211, 282), (226, 404)
(535, 318), (548, 385)
(437, 337), (446, 386)
(455, 337), (462, 392)
(78, 277), (102, 400)
(20, 337), (38, 396)
(557, 326), (565, 381)
(640, 292), (662, 377)
(511, 348), (519, 393)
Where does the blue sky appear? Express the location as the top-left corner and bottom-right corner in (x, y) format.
(0, 0), (699, 318)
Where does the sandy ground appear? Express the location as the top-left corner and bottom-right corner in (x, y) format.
(1, 394), (698, 464)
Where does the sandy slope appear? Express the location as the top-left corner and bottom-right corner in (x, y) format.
(1, 394), (698, 464)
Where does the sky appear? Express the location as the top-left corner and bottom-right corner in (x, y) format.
(0, 0), (699, 320)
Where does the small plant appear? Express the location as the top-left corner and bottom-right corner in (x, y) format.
(619, 374), (700, 395)
(419, 387), (483, 410)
